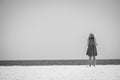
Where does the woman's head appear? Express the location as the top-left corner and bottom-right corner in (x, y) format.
(88, 33), (97, 46)
(89, 33), (94, 38)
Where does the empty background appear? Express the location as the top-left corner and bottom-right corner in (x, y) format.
(0, 0), (120, 60)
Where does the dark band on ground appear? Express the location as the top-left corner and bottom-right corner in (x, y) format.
(0, 59), (120, 66)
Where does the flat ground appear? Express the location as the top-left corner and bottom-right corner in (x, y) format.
(0, 65), (120, 80)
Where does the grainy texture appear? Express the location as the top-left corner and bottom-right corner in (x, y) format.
(0, 65), (120, 80)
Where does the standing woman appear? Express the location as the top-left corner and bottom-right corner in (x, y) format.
(87, 33), (97, 67)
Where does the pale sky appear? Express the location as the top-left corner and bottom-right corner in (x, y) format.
(0, 0), (120, 60)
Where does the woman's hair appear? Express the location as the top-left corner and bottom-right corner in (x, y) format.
(88, 33), (97, 46)
(89, 33), (94, 39)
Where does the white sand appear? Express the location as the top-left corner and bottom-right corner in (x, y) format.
(0, 65), (120, 80)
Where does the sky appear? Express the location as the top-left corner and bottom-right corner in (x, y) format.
(0, 0), (120, 60)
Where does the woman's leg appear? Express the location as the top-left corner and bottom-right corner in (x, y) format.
(93, 56), (96, 66)
(89, 56), (92, 67)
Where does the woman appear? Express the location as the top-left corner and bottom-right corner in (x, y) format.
(87, 33), (97, 67)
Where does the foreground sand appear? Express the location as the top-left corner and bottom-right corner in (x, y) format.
(0, 65), (120, 80)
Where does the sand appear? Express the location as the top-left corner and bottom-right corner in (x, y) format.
(0, 65), (120, 80)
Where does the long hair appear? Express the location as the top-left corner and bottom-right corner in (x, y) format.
(88, 33), (97, 46)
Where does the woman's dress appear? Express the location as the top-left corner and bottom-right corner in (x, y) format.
(87, 38), (97, 56)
